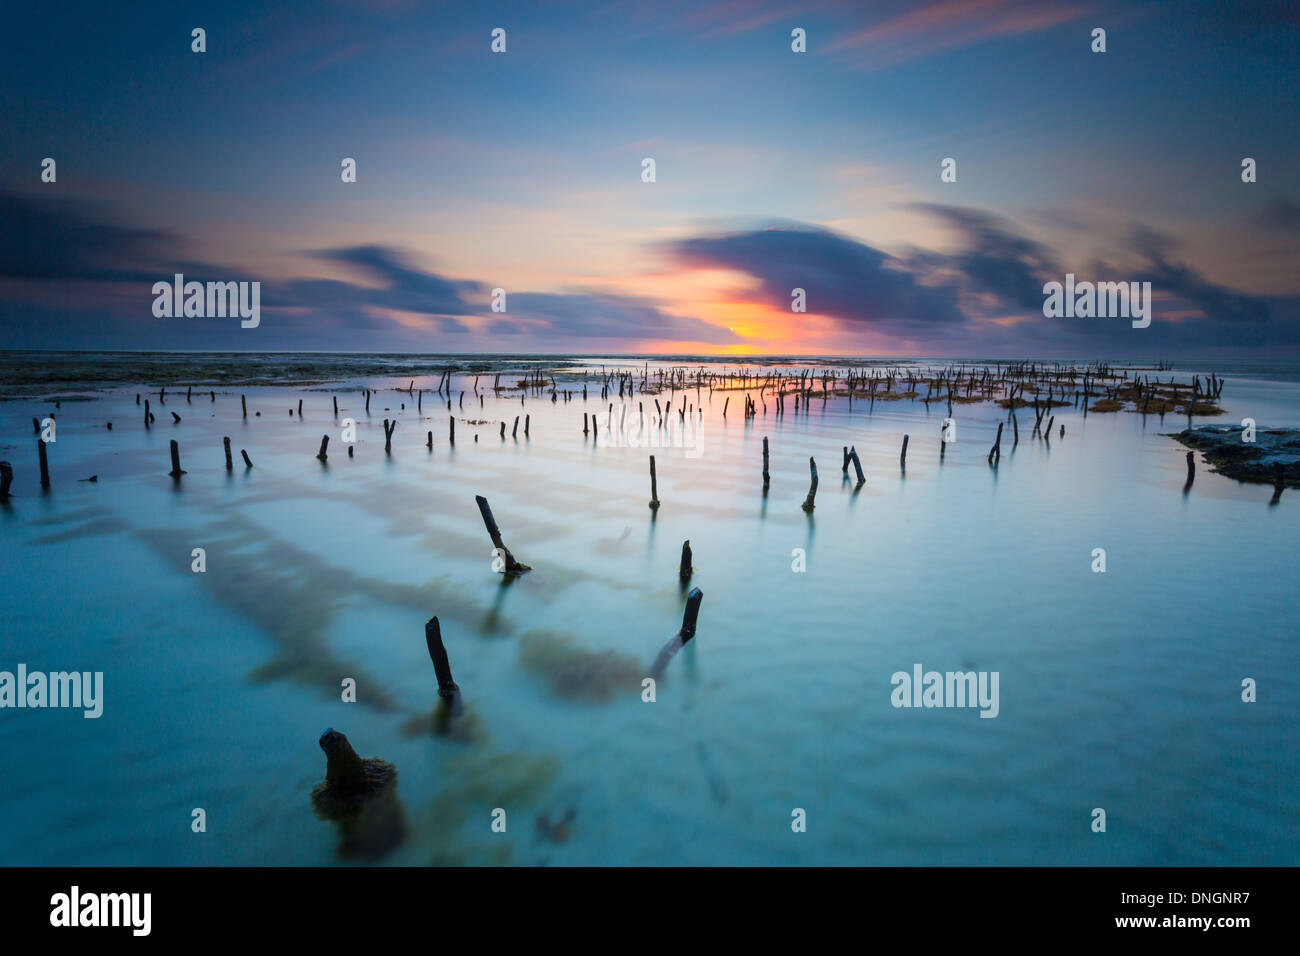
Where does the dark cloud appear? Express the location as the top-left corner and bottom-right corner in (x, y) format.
(671, 223), (966, 332)
(912, 204), (1059, 311)
(0, 192), (173, 283)
(1127, 225), (1270, 324)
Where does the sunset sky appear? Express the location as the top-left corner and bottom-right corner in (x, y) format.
(1, 0), (1297, 356)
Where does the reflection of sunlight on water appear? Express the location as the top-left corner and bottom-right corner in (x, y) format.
(0, 360), (1298, 865)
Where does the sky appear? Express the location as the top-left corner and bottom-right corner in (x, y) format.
(1, 0), (1297, 358)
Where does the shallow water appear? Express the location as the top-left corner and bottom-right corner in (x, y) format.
(1, 356), (1297, 865)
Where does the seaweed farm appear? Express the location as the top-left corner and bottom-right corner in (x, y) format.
(1, 354), (1297, 866)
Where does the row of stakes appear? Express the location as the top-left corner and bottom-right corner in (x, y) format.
(11, 386), (1249, 507)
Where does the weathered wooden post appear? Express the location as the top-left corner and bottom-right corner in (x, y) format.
(317, 435), (329, 461)
(241, 394), (247, 419)
(241, 449), (254, 468)
(38, 439), (50, 490)
(224, 436), (233, 470)
(476, 494), (531, 575)
(298, 398), (303, 417)
(900, 435), (909, 468)
(649, 588), (704, 679)
(1184, 450), (1195, 491)
(171, 412), (181, 424)
(333, 395), (338, 415)
(649, 455), (661, 510)
(801, 456), (818, 513)
(849, 447), (865, 485)
(424, 616), (460, 702)
(450, 416), (455, 445)
(168, 439), (186, 478)
(679, 540), (693, 585)
(144, 399), (151, 429)
(1270, 463), (1285, 505)
(426, 430), (433, 450)
(762, 436), (770, 491)
(0, 461), (12, 500)
(988, 422), (1003, 465)
(383, 419), (396, 453)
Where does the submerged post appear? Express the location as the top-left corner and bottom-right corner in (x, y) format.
(988, 422), (1003, 465)
(317, 435), (329, 461)
(849, 447), (865, 485)
(648, 455), (661, 510)
(900, 434), (909, 468)
(224, 436), (233, 470)
(1184, 450), (1195, 490)
(241, 449), (253, 468)
(649, 588), (704, 679)
(679, 540), (693, 585)
(38, 439), (50, 490)
(476, 494), (531, 576)
(169, 439), (186, 478)
(0, 461), (12, 500)
(801, 456), (818, 513)
(762, 436), (771, 491)
(424, 616), (460, 701)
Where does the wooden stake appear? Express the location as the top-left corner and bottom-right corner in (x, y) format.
(762, 436), (770, 490)
(169, 439), (186, 478)
(801, 456), (818, 513)
(475, 494), (531, 575)
(0, 461), (12, 500)
(849, 447), (865, 485)
(38, 439), (50, 490)
(900, 434), (909, 468)
(317, 435), (329, 461)
(679, 540), (693, 584)
(649, 455), (660, 510)
(424, 616), (460, 701)
(241, 449), (253, 468)
(224, 436), (233, 470)
(649, 588), (704, 679)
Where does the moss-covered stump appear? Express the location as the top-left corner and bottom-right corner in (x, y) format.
(310, 728), (405, 860)
(1171, 426), (1300, 486)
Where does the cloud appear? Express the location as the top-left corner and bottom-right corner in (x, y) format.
(912, 203), (1059, 310)
(0, 192), (173, 283)
(671, 222), (966, 332)
(1127, 226), (1270, 324)
(825, 0), (1084, 70)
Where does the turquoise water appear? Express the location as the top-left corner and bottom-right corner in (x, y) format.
(1, 357), (1297, 865)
